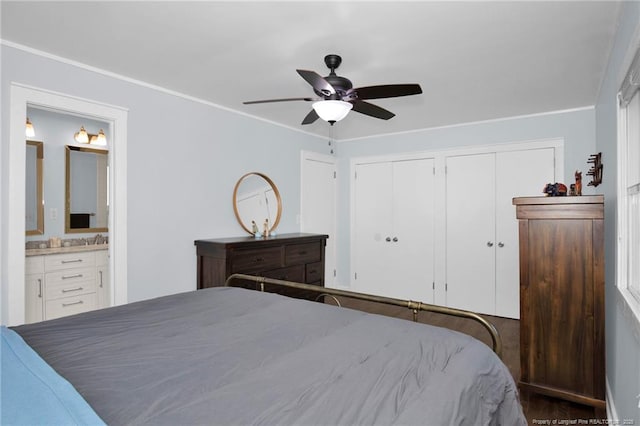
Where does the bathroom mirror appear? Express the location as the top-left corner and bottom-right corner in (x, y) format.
(65, 145), (108, 233)
(233, 172), (282, 235)
(26, 140), (44, 235)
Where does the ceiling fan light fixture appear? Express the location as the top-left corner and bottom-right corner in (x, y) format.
(312, 100), (353, 123)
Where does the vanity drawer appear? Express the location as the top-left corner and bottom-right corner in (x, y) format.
(230, 247), (282, 273)
(262, 265), (305, 283)
(45, 252), (96, 271)
(46, 267), (95, 286)
(25, 256), (44, 274)
(45, 293), (97, 320)
(305, 262), (324, 283)
(285, 242), (321, 266)
(46, 275), (95, 301)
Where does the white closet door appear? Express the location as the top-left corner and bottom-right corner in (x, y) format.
(495, 148), (555, 318)
(300, 155), (337, 287)
(353, 162), (393, 296)
(445, 153), (496, 315)
(391, 158), (435, 302)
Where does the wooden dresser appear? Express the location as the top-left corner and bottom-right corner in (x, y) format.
(195, 233), (328, 300)
(513, 196), (604, 409)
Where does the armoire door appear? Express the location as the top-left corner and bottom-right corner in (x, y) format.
(353, 158), (435, 301)
(445, 153), (496, 315)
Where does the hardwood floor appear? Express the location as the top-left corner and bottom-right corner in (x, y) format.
(333, 297), (599, 424)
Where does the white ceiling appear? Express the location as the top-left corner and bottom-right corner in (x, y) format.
(1, 1), (621, 141)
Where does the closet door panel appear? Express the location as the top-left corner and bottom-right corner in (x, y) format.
(495, 148), (555, 318)
(353, 162), (393, 296)
(445, 153), (496, 315)
(391, 158), (435, 302)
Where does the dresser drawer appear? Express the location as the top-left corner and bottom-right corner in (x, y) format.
(45, 252), (96, 271)
(231, 247), (282, 273)
(262, 265), (305, 282)
(285, 242), (321, 266)
(305, 262), (324, 283)
(45, 293), (97, 320)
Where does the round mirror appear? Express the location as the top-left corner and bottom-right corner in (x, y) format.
(233, 172), (282, 235)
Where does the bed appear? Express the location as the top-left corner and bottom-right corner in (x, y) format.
(3, 275), (526, 425)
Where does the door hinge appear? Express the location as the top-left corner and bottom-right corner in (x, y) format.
(432, 281), (435, 290)
(445, 282), (448, 291)
(433, 167), (436, 175)
(354, 272), (358, 280)
(333, 269), (336, 277)
(333, 171), (336, 179)
(354, 171), (357, 179)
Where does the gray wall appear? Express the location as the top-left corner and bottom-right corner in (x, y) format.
(595, 0), (640, 420)
(334, 107), (597, 286)
(1, 44), (330, 305)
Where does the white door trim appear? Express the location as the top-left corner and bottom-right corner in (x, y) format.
(6, 83), (128, 325)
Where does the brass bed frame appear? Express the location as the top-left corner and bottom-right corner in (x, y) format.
(225, 273), (502, 358)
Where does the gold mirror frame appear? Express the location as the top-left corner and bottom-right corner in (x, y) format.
(26, 140), (44, 236)
(65, 145), (109, 234)
(232, 172), (282, 235)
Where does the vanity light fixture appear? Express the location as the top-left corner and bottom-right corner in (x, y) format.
(312, 100), (353, 124)
(74, 126), (89, 143)
(25, 117), (35, 137)
(89, 129), (107, 146)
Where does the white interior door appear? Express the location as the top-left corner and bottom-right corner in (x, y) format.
(495, 148), (556, 318)
(300, 153), (337, 287)
(391, 158), (435, 302)
(353, 162), (393, 296)
(445, 153), (496, 315)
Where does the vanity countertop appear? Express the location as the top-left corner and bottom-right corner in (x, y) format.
(26, 244), (109, 257)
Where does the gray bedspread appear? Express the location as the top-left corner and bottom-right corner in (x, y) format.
(13, 287), (525, 425)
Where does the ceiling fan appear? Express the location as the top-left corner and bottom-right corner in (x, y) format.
(243, 54), (423, 125)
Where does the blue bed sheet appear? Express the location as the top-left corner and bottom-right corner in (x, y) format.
(1, 326), (105, 426)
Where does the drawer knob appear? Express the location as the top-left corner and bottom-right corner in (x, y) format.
(255, 257), (264, 262)
(61, 259), (83, 264)
(62, 287), (83, 293)
(299, 251), (307, 255)
(62, 300), (84, 307)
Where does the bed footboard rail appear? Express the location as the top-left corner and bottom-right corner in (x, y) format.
(224, 273), (502, 358)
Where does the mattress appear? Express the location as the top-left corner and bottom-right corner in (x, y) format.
(9, 286), (525, 425)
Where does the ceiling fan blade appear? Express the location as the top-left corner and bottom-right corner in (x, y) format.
(297, 69), (336, 96)
(352, 84), (422, 100)
(301, 109), (319, 125)
(243, 97), (318, 105)
(351, 100), (395, 120)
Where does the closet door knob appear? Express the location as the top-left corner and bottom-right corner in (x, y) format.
(392, 237), (398, 242)
(385, 237), (391, 242)
(498, 242), (505, 248)
(487, 241), (494, 247)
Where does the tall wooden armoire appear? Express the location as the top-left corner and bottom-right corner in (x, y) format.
(513, 195), (605, 409)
